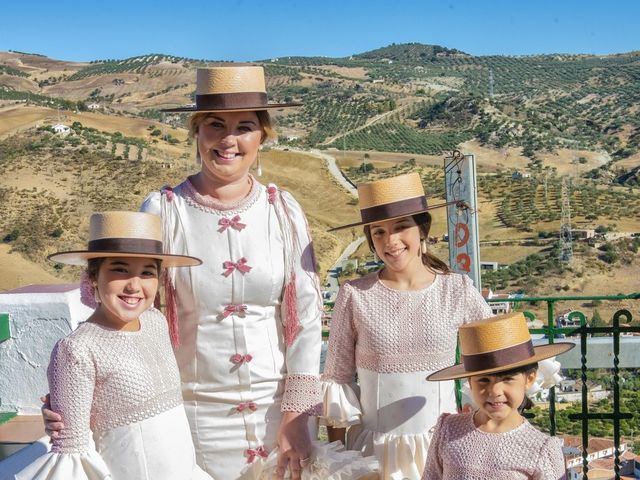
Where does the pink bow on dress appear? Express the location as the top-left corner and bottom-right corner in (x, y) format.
(236, 402), (257, 413)
(223, 304), (248, 318)
(218, 215), (246, 232)
(267, 185), (277, 204)
(231, 353), (253, 364)
(246, 446), (268, 463)
(222, 258), (252, 276)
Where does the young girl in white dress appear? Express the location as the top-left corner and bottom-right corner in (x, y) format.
(321, 173), (493, 479)
(17, 211), (211, 480)
(423, 312), (574, 480)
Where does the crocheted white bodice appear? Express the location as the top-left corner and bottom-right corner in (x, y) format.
(323, 272), (493, 382)
(423, 412), (567, 479)
(48, 308), (183, 453)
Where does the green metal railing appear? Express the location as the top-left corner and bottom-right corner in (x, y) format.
(323, 293), (640, 479)
(487, 294), (639, 479)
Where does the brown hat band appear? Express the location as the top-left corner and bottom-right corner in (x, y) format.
(88, 238), (163, 255)
(196, 92), (268, 110)
(462, 340), (535, 372)
(361, 196), (428, 224)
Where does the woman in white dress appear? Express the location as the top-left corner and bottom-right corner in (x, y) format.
(18, 211), (210, 480)
(321, 173), (494, 480)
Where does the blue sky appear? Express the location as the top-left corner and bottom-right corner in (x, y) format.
(1, 0), (637, 62)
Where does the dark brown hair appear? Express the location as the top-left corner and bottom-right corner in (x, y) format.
(86, 257), (162, 282)
(363, 212), (451, 274)
(484, 362), (538, 413)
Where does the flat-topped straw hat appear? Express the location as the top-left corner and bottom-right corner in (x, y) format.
(48, 211), (202, 268)
(427, 312), (574, 381)
(162, 65), (302, 113)
(329, 172), (447, 231)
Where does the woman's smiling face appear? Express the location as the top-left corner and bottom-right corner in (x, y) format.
(369, 216), (423, 273)
(196, 111), (263, 184)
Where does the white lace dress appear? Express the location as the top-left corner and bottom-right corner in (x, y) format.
(16, 308), (211, 480)
(321, 272), (493, 480)
(423, 412), (566, 479)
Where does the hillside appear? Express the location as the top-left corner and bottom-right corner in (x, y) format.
(0, 44), (639, 297)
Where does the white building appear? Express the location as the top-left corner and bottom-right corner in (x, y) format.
(51, 124), (70, 136)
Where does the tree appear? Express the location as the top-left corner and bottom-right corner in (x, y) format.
(591, 309), (608, 337)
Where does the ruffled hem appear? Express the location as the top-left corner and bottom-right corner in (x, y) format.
(240, 441), (379, 480)
(320, 381), (362, 428)
(15, 450), (111, 480)
(348, 427), (433, 480)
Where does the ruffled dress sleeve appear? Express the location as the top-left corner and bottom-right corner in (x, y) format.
(534, 436), (567, 480)
(320, 282), (362, 428)
(16, 337), (111, 480)
(278, 191), (324, 415)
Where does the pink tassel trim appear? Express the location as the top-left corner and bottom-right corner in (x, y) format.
(165, 274), (180, 347)
(79, 271), (99, 309)
(160, 185), (174, 202)
(283, 272), (300, 347)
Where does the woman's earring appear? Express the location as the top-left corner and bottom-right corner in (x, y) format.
(93, 284), (101, 304)
(256, 149), (263, 177)
(420, 238), (428, 255)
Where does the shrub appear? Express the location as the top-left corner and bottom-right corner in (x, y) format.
(3, 229), (20, 243)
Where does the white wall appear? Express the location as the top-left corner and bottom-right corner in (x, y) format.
(0, 287), (92, 414)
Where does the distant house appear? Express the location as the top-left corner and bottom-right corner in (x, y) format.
(562, 436), (633, 478)
(480, 261), (499, 271)
(511, 171), (531, 180)
(572, 229), (596, 240)
(481, 288), (512, 315)
(87, 103), (101, 110)
(52, 124), (70, 136)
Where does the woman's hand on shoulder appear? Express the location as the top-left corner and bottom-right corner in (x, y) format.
(40, 394), (64, 440)
(275, 411), (312, 480)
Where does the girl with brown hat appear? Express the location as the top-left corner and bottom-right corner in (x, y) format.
(17, 211), (211, 480)
(321, 173), (494, 479)
(44, 66), (324, 480)
(422, 312), (573, 479)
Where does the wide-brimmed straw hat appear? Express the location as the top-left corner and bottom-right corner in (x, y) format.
(329, 172), (448, 232)
(48, 211), (202, 268)
(427, 312), (574, 381)
(162, 66), (302, 113)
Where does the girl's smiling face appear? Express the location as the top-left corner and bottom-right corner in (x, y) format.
(196, 111), (263, 184)
(94, 257), (159, 330)
(469, 370), (537, 432)
(369, 216), (423, 273)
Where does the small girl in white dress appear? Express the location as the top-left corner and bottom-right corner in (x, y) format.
(422, 312), (574, 480)
(17, 211), (211, 480)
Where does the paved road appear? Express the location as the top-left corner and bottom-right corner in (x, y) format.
(274, 146), (364, 292)
(324, 236), (367, 301)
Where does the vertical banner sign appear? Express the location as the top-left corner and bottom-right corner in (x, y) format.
(444, 151), (481, 290)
